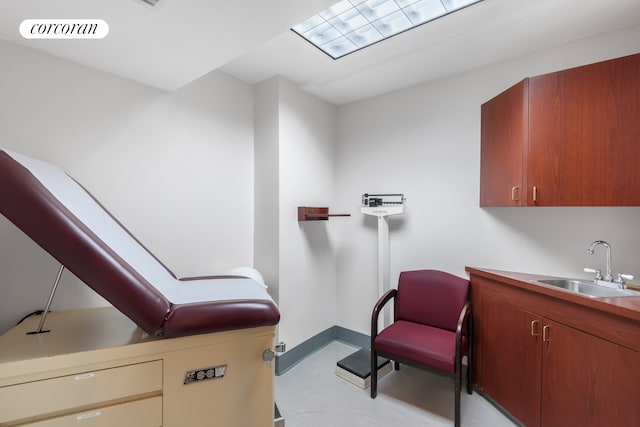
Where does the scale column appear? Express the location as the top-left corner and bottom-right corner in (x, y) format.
(378, 215), (391, 329)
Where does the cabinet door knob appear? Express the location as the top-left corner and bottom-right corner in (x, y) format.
(530, 320), (539, 336)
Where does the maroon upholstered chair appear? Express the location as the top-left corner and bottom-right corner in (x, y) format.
(370, 270), (472, 427)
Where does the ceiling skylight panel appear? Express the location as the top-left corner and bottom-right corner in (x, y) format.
(402, 0), (447, 25)
(322, 36), (358, 57)
(345, 24), (384, 47)
(329, 8), (368, 34)
(293, 15), (325, 34)
(304, 21), (342, 46)
(442, 0), (476, 11)
(394, 0), (420, 7)
(319, 1), (353, 20)
(371, 10), (413, 37)
(355, 0), (401, 21)
(292, 0), (483, 59)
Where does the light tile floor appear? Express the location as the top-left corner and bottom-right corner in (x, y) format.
(275, 341), (517, 427)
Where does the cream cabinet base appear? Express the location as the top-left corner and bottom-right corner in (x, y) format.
(0, 307), (276, 427)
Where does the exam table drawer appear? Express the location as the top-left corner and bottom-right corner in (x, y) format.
(0, 360), (162, 424)
(19, 395), (162, 427)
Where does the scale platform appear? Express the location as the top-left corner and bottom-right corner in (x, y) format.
(335, 348), (392, 389)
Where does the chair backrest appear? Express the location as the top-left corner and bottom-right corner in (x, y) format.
(395, 270), (469, 332)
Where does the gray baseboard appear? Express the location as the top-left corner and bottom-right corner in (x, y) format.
(275, 326), (370, 376)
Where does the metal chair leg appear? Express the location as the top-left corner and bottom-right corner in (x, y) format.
(466, 356), (473, 395)
(467, 314), (473, 395)
(370, 348), (378, 399)
(455, 360), (462, 427)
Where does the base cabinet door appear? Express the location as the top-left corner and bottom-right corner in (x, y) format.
(481, 296), (542, 427)
(541, 319), (640, 427)
(481, 296), (640, 427)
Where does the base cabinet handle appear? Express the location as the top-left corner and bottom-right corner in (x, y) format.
(530, 320), (539, 336)
(512, 186), (520, 201)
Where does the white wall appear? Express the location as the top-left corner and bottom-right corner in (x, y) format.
(0, 39), (255, 334)
(254, 78), (281, 303)
(253, 77), (339, 349)
(334, 26), (640, 335)
(278, 78), (339, 348)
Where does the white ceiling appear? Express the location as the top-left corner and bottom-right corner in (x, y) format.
(1, 0), (640, 105)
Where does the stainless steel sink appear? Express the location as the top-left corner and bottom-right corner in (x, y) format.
(534, 279), (640, 298)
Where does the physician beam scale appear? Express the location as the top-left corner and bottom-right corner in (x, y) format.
(335, 193), (405, 389)
(361, 193), (406, 329)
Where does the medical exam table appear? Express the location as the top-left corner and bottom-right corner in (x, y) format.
(0, 149), (280, 427)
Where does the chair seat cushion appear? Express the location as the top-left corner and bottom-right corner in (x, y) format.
(375, 320), (466, 373)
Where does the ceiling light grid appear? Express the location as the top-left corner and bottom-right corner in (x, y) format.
(292, 0), (483, 59)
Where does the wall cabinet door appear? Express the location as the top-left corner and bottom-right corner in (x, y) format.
(481, 296), (542, 427)
(528, 54), (640, 206)
(480, 80), (529, 206)
(541, 319), (640, 427)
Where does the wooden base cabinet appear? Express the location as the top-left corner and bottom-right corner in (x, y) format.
(470, 270), (640, 426)
(0, 307), (277, 427)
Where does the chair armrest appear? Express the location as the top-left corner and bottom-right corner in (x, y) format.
(455, 301), (472, 359)
(371, 289), (397, 341)
(456, 302), (471, 334)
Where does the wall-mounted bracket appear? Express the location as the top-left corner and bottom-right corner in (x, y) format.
(297, 207), (350, 221)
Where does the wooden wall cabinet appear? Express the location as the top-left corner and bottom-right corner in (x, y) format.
(480, 53), (640, 206)
(469, 269), (640, 426)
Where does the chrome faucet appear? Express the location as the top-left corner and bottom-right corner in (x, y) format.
(585, 241), (635, 288)
(587, 240), (613, 282)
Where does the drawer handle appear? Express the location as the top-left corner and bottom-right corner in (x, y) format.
(77, 411), (101, 420)
(530, 320), (539, 336)
(74, 372), (95, 381)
